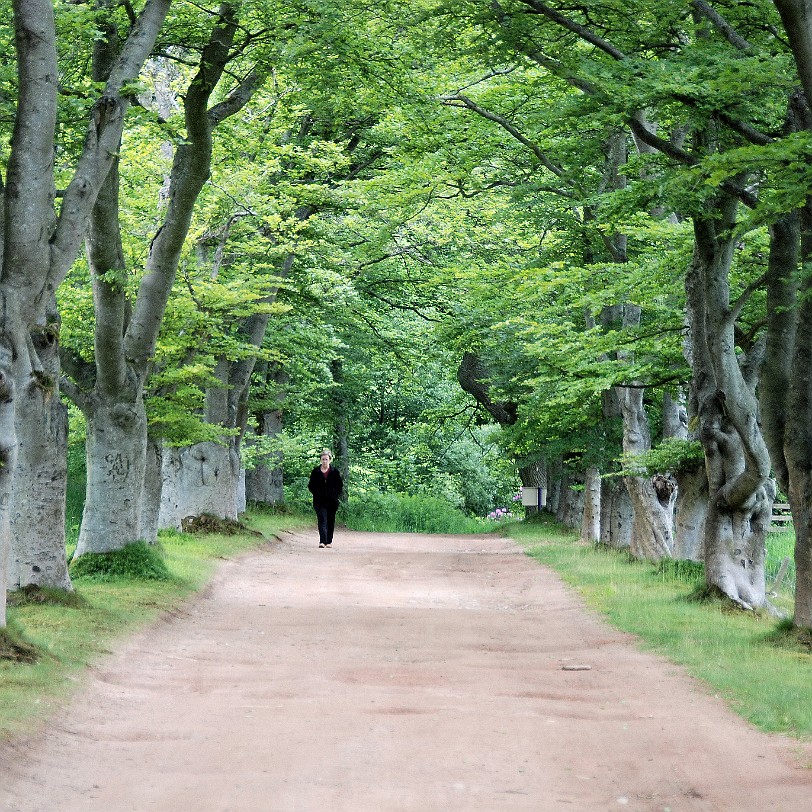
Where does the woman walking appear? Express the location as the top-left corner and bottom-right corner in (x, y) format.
(307, 449), (344, 548)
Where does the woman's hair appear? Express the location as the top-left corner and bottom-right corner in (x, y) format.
(320, 448), (333, 459)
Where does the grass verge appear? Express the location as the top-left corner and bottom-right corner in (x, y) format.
(510, 517), (812, 739)
(0, 509), (310, 742)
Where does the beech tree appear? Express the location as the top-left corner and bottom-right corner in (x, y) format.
(64, 2), (264, 557)
(0, 0), (170, 623)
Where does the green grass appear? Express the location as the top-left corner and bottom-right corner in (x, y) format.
(0, 508), (311, 742)
(509, 517), (812, 739)
(341, 492), (497, 534)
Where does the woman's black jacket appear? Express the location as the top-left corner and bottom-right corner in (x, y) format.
(308, 465), (344, 509)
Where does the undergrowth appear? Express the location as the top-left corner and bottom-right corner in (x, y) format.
(340, 492), (492, 534)
(69, 541), (172, 582)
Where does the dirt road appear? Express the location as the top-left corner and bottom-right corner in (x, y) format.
(2, 529), (811, 811)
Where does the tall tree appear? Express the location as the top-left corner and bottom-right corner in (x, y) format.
(0, 0), (170, 617)
(65, 2), (263, 557)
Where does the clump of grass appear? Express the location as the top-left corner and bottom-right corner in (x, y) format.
(7, 585), (86, 609)
(69, 541), (172, 582)
(653, 557), (704, 585)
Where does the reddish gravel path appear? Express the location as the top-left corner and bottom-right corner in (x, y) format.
(1, 529), (811, 811)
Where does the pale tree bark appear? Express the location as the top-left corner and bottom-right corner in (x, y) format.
(688, 201), (774, 609)
(0, 355), (16, 627)
(0, 0), (171, 607)
(70, 3), (263, 558)
(8, 304), (70, 589)
(140, 436), (164, 542)
(616, 305), (674, 560)
(581, 466), (602, 544)
(245, 363), (287, 505)
(619, 383), (673, 560)
(599, 387), (632, 550)
(662, 387), (706, 560)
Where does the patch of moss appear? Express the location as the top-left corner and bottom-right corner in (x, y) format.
(69, 541), (172, 582)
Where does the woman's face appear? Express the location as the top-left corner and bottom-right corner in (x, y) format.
(320, 453), (331, 467)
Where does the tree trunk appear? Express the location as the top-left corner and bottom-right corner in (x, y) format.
(600, 477), (633, 549)
(782, 206), (812, 627)
(619, 384), (673, 560)
(599, 384), (632, 549)
(8, 377), (70, 589)
(68, 5), (261, 557)
(245, 405), (285, 505)
(139, 436), (163, 543)
(557, 473), (584, 529)
(546, 457), (563, 515)
(688, 204), (774, 609)
(0, 1), (170, 610)
(159, 441), (241, 528)
(581, 466), (602, 544)
(672, 465), (708, 561)
(74, 398), (147, 557)
(8, 305), (70, 589)
(0, 355), (17, 628)
(768, 6), (812, 626)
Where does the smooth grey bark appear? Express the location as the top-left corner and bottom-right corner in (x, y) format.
(662, 387), (707, 560)
(619, 383), (674, 560)
(598, 385), (632, 550)
(140, 436), (164, 543)
(615, 306), (674, 561)
(8, 307), (70, 590)
(688, 202), (773, 609)
(581, 466), (602, 544)
(245, 365), (287, 505)
(70, 4), (262, 556)
(0, 0), (171, 609)
(556, 473), (584, 529)
(600, 477), (633, 549)
(0, 354), (16, 627)
(159, 442), (241, 528)
(672, 466), (708, 561)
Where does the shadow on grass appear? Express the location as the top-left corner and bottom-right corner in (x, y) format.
(0, 625), (39, 664)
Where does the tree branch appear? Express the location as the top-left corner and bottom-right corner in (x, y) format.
(690, 0), (754, 52)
